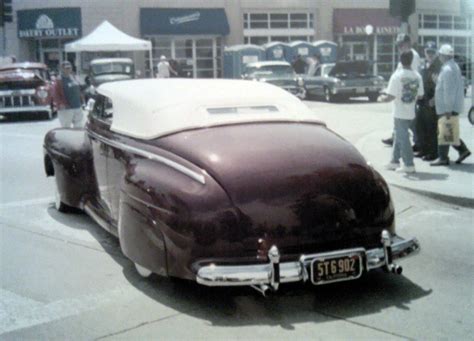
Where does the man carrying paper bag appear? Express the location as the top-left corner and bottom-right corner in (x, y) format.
(430, 44), (471, 166)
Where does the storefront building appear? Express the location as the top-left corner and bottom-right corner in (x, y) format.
(333, 8), (401, 80)
(14, 8), (82, 70)
(1, 0), (472, 80)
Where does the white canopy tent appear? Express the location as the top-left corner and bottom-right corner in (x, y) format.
(65, 21), (153, 76)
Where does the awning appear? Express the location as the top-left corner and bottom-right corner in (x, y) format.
(333, 9), (400, 35)
(17, 8), (82, 39)
(140, 8), (230, 36)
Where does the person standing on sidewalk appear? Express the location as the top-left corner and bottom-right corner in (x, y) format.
(415, 41), (442, 161)
(381, 33), (421, 147)
(53, 61), (84, 128)
(430, 44), (471, 166)
(382, 51), (424, 174)
(156, 55), (177, 78)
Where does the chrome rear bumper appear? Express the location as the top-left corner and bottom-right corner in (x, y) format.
(196, 230), (419, 293)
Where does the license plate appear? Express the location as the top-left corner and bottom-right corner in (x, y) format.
(311, 253), (363, 285)
(356, 88), (365, 94)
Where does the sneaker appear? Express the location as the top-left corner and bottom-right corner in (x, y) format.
(430, 158), (450, 166)
(395, 165), (416, 173)
(422, 154), (437, 161)
(455, 150), (471, 164)
(382, 137), (393, 146)
(385, 162), (399, 170)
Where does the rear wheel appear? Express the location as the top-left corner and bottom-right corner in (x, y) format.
(368, 93), (379, 102)
(324, 87), (334, 102)
(468, 106), (474, 125)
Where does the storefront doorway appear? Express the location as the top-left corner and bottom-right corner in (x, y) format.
(343, 41), (369, 61)
(147, 36), (222, 78)
(37, 39), (74, 72)
(140, 8), (229, 78)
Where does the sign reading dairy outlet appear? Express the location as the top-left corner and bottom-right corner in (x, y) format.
(17, 8), (82, 39)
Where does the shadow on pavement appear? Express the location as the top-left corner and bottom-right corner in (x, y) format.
(47, 205), (432, 329)
(122, 269), (432, 329)
(400, 171), (449, 181)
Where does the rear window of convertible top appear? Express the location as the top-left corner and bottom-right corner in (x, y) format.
(207, 105), (279, 114)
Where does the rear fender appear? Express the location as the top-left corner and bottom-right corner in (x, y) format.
(118, 158), (233, 279)
(44, 128), (96, 208)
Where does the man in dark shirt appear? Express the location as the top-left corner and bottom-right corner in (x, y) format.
(291, 55), (307, 74)
(415, 41), (442, 160)
(53, 61), (83, 128)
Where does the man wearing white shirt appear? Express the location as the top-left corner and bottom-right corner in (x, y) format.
(382, 51), (424, 174)
(382, 33), (421, 147)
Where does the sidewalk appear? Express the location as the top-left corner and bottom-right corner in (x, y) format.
(355, 109), (473, 207)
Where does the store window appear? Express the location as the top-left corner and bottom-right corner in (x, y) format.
(418, 14), (472, 30)
(243, 12), (315, 45)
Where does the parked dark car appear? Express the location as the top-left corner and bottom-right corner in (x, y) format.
(0, 62), (56, 120)
(304, 61), (385, 102)
(242, 61), (306, 99)
(43, 79), (419, 295)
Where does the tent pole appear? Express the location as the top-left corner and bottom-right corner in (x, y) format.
(149, 48), (153, 78)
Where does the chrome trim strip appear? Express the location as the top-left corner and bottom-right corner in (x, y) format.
(196, 235), (420, 288)
(0, 89), (36, 96)
(0, 105), (51, 114)
(87, 130), (206, 185)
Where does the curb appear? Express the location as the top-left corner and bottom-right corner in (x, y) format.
(389, 183), (474, 209)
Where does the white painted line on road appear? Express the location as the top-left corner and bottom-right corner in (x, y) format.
(0, 286), (140, 335)
(0, 197), (54, 209)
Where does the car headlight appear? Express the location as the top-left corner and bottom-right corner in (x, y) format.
(36, 88), (48, 99)
(335, 80), (345, 87)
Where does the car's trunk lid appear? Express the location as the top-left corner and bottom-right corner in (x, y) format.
(156, 123), (392, 257)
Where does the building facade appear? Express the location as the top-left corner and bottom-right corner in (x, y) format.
(1, 0), (472, 80)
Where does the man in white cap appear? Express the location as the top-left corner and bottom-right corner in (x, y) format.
(156, 55), (177, 78)
(430, 44), (471, 166)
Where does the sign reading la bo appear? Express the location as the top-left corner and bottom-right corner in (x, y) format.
(343, 25), (400, 35)
(17, 8), (82, 39)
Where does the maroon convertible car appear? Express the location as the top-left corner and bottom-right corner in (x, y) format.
(43, 79), (419, 295)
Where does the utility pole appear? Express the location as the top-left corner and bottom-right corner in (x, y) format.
(389, 0), (416, 34)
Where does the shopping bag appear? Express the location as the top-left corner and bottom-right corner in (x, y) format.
(438, 115), (460, 145)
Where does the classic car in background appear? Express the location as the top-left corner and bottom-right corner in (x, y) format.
(242, 61), (306, 99)
(44, 79), (419, 295)
(84, 58), (135, 101)
(0, 62), (56, 120)
(304, 60), (386, 102)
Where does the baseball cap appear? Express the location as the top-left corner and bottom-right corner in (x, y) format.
(424, 41), (437, 52)
(396, 33), (411, 45)
(438, 44), (454, 56)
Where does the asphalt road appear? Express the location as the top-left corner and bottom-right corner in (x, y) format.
(0, 102), (473, 340)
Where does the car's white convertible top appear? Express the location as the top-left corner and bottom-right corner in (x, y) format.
(98, 79), (322, 140)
